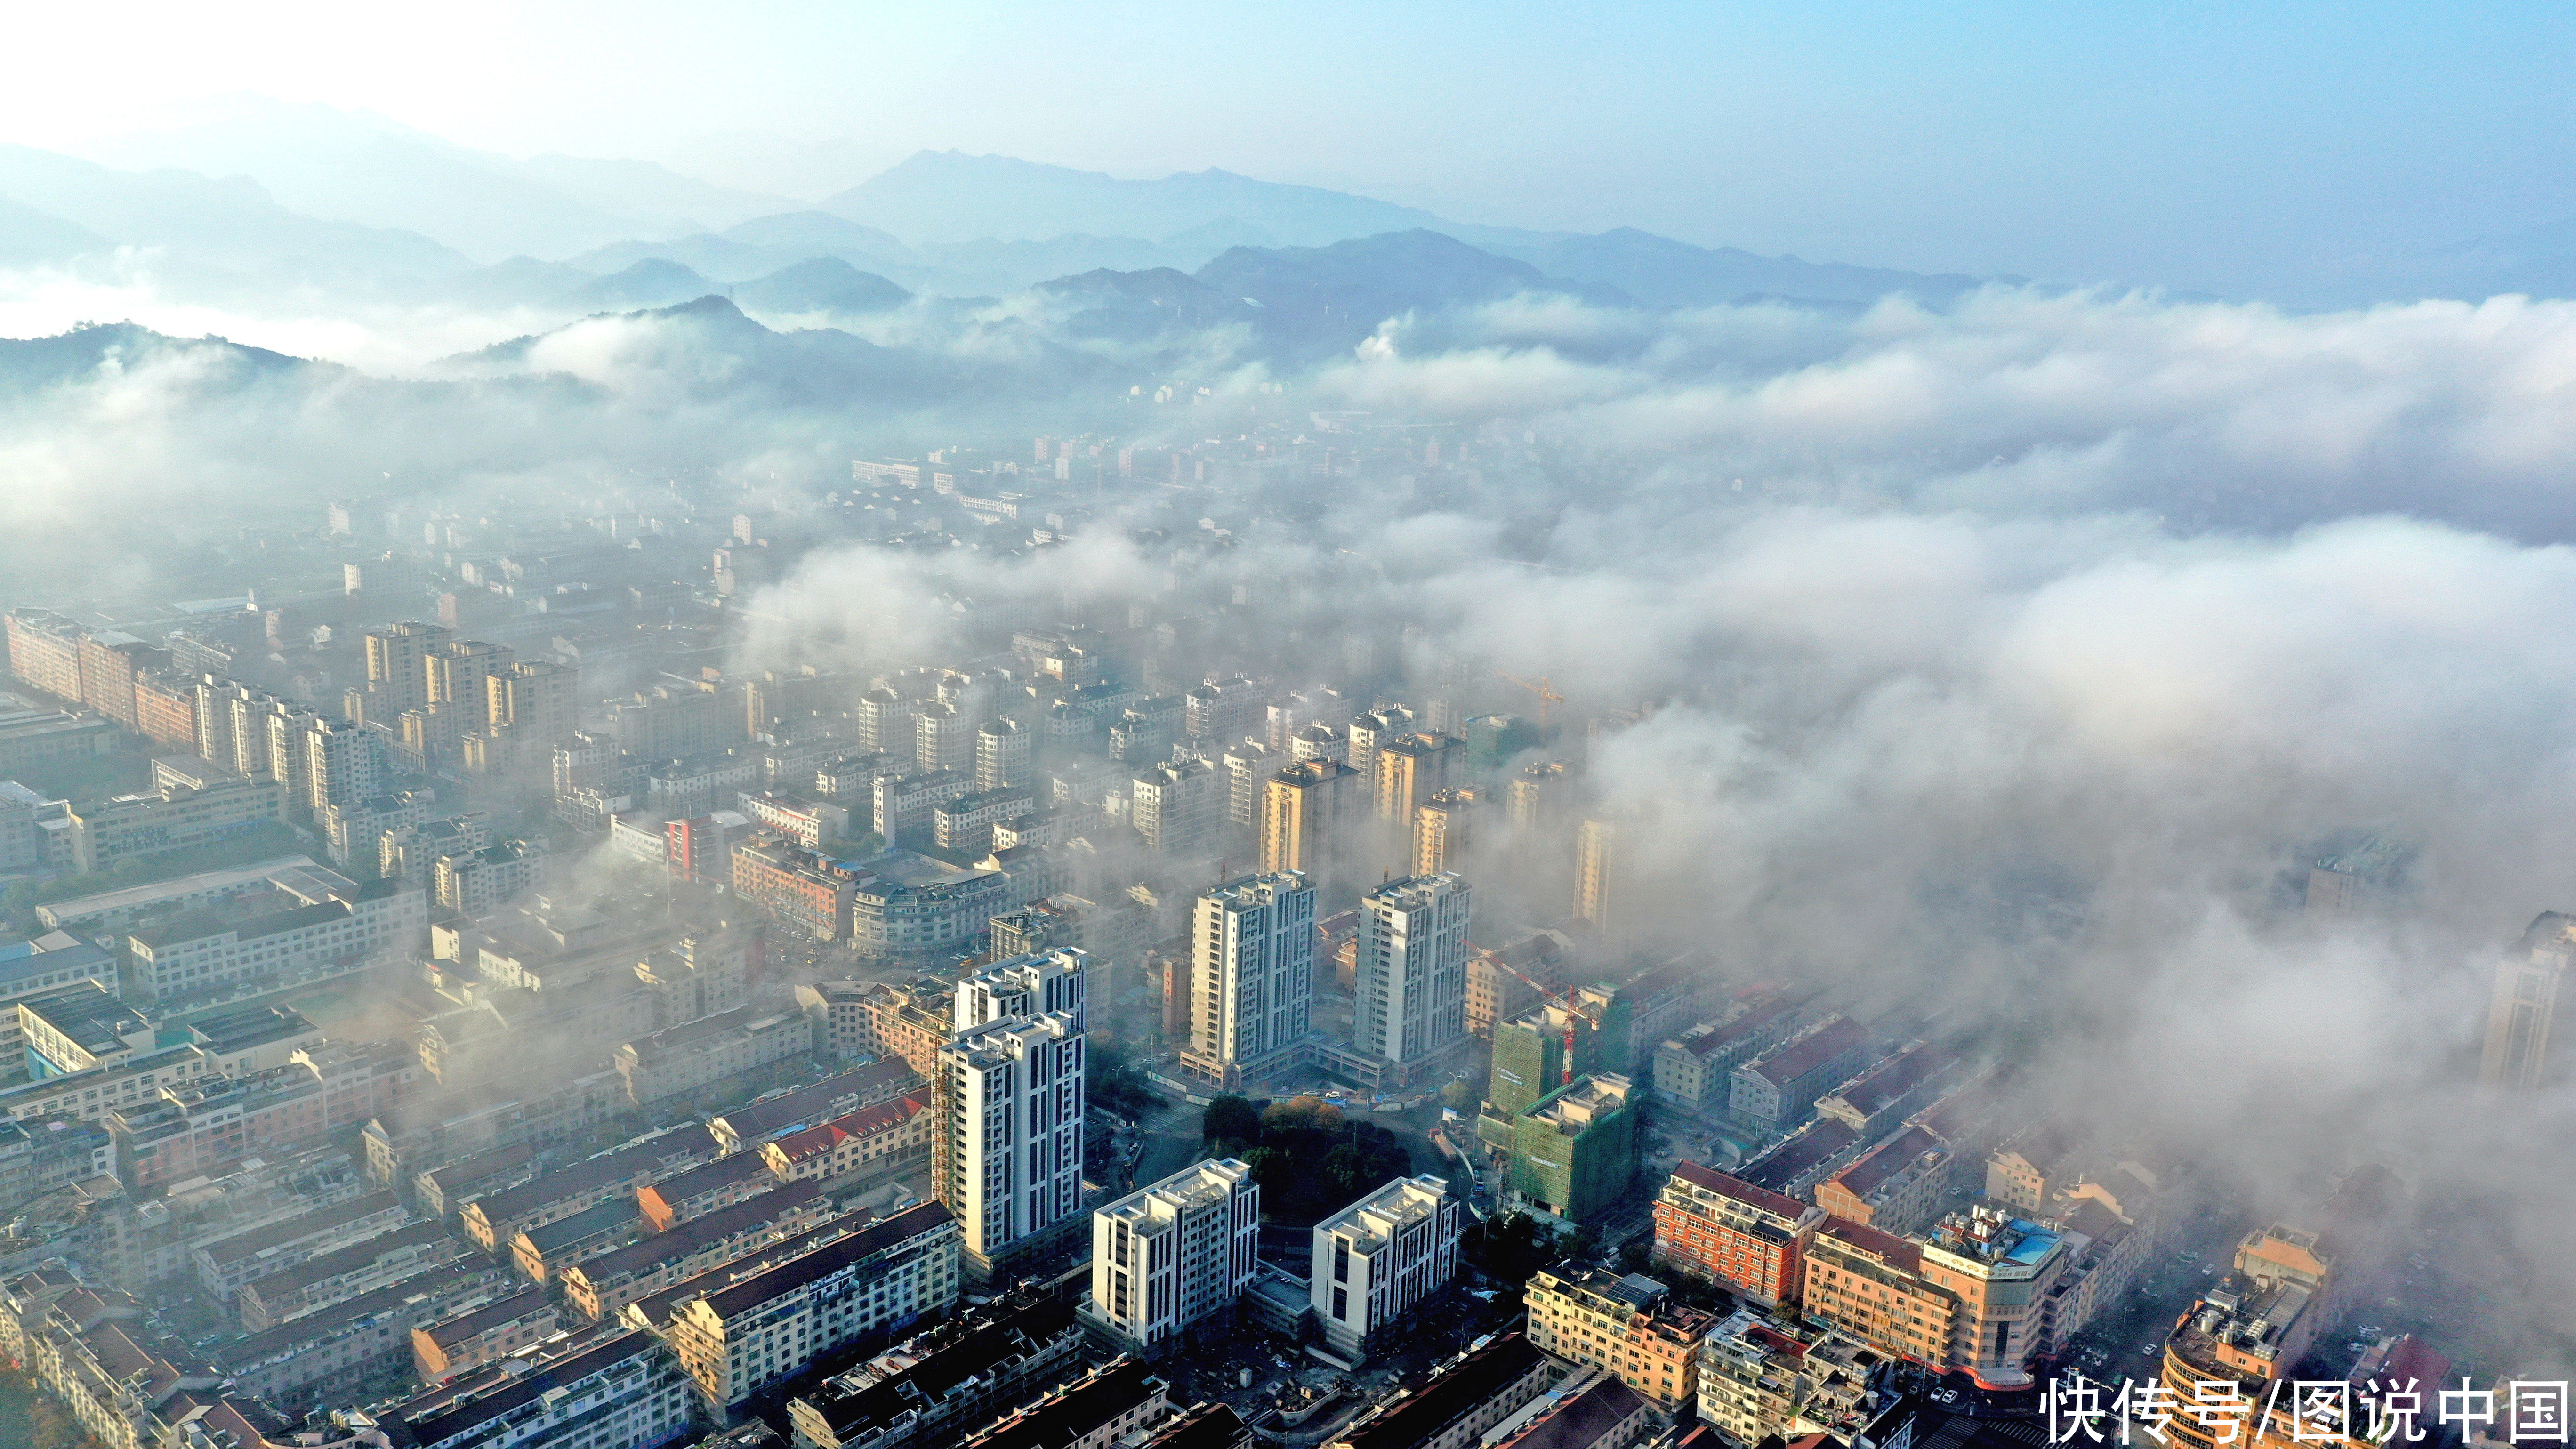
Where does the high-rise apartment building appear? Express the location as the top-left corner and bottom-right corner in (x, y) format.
(349, 622), (449, 726)
(412, 639), (512, 762)
(1509, 760), (1574, 830)
(1412, 788), (1476, 876)
(301, 718), (386, 816)
(1373, 733), (1460, 833)
(1575, 817), (1621, 941)
(467, 660), (579, 775)
(1288, 722), (1348, 765)
(1353, 873), (1471, 1070)
(917, 703), (974, 774)
(974, 719), (1032, 791)
(955, 948), (1089, 1032)
(855, 687), (918, 757)
(1309, 1175), (1461, 1360)
(2481, 911), (2576, 1092)
(1085, 1158), (1261, 1352)
(1181, 872), (1315, 1087)
(1261, 759), (1360, 883)
(1221, 740), (1274, 831)
(1131, 759), (1221, 857)
(1347, 706), (1415, 780)
(937, 1013), (1085, 1275)
(1185, 677), (1264, 741)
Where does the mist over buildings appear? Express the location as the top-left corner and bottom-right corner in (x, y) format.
(1, 113), (2572, 1417)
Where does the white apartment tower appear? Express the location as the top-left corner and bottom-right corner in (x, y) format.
(1355, 872), (1472, 1069)
(955, 947), (1090, 1032)
(1088, 1158), (1262, 1351)
(1310, 1175), (1463, 1359)
(975, 718), (1033, 791)
(938, 1013), (1086, 1271)
(1185, 871), (1316, 1085)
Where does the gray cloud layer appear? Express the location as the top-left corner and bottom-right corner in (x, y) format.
(4, 274), (2573, 1368)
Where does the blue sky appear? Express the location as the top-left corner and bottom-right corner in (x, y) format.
(9, 0), (2571, 291)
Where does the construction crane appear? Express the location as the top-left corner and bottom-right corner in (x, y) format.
(1480, 948), (1584, 1087)
(1496, 672), (1565, 733)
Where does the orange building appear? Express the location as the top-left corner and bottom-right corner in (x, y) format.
(731, 833), (858, 940)
(133, 674), (201, 751)
(1652, 1162), (1824, 1308)
(1798, 1217), (1959, 1370)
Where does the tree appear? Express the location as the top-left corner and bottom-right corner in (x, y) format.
(1087, 1038), (1155, 1118)
(1439, 1079), (1475, 1111)
(1465, 1212), (1558, 1285)
(1203, 1094), (1262, 1147)
(1566, 1221), (1604, 1264)
(1616, 1235), (1654, 1276)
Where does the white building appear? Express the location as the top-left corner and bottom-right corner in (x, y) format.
(938, 1012), (1084, 1271)
(124, 876), (427, 1000)
(1182, 872), (1315, 1087)
(1086, 1158), (1261, 1351)
(1355, 872), (1472, 1069)
(1130, 759), (1221, 857)
(955, 948), (1089, 1032)
(1310, 1175), (1463, 1360)
(392, 1326), (696, 1449)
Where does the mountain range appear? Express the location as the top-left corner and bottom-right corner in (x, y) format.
(0, 102), (2004, 316)
(6, 102), (2561, 319)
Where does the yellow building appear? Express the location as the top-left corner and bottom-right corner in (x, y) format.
(1523, 1265), (1714, 1412)
(1262, 759), (1360, 880)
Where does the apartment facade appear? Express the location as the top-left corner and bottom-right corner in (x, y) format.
(1524, 1267), (1715, 1412)
(1309, 1175), (1461, 1360)
(1182, 871), (1315, 1087)
(1651, 1161), (1826, 1308)
(659, 1202), (961, 1414)
(1086, 1158), (1261, 1352)
(938, 1013), (1084, 1269)
(1353, 872), (1471, 1071)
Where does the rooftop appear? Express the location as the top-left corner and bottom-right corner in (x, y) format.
(713, 1059), (925, 1141)
(420, 1284), (553, 1347)
(802, 1295), (1079, 1435)
(1816, 1216), (1923, 1274)
(1666, 1161), (1811, 1222)
(21, 983), (150, 1056)
(1496, 1373), (1648, 1449)
(1339, 1333), (1544, 1449)
(470, 1135), (706, 1224)
(1746, 1017), (1866, 1086)
(0, 934), (113, 991)
(570, 1181), (827, 1281)
(194, 1191), (402, 1268)
(962, 1359), (1163, 1449)
(1822, 1043), (1954, 1116)
(697, 1202), (954, 1319)
(517, 1198), (638, 1255)
(1316, 1175), (1452, 1245)
(396, 1329), (659, 1445)
(242, 1220), (456, 1299)
(637, 1152), (772, 1206)
(35, 857), (318, 922)
(1828, 1126), (1947, 1201)
(1737, 1120), (1860, 1194)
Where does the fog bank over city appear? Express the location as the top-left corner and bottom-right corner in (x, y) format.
(1, 81), (2573, 1441)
